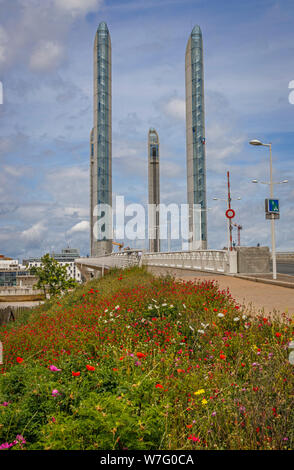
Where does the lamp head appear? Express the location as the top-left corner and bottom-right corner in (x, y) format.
(249, 139), (263, 146)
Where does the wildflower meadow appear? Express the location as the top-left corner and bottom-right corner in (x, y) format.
(0, 267), (293, 450)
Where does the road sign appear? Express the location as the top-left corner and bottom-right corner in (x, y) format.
(226, 208), (235, 219)
(267, 199), (279, 213)
(265, 199), (280, 219)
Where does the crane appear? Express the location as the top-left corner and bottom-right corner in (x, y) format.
(232, 223), (242, 246)
(112, 241), (124, 251)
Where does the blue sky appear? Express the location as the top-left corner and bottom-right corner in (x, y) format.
(0, 0), (294, 260)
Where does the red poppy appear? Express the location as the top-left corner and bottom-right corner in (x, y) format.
(16, 357), (24, 363)
(219, 354), (226, 360)
(72, 371), (80, 376)
(275, 332), (282, 337)
(86, 365), (95, 371)
(155, 383), (164, 389)
(136, 352), (146, 359)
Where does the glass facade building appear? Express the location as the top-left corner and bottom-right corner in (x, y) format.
(148, 128), (160, 252)
(91, 22), (112, 256)
(185, 25), (207, 249)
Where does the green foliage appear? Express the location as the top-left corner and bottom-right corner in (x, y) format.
(30, 253), (78, 298)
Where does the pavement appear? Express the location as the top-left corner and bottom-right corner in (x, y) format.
(148, 266), (294, 320)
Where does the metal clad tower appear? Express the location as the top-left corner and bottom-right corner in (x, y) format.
(91, 22), (112, 256)
(148, 128), (160, 252)
(185, 25), (207, 249)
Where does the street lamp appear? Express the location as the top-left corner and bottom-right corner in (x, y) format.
(249, 139), (287, 280)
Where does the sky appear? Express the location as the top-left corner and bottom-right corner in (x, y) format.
(0, 0), (294, 260)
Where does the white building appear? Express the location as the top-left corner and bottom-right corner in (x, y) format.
(24, 248), (82, 283)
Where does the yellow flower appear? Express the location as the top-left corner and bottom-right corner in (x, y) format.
(194, 389), (205, 395)
(201, 399), (208, 405)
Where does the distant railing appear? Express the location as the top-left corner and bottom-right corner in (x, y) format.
(275, 252), (294, 260)
(75, 250), (142, 271)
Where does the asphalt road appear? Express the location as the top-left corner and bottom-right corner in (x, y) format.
(277, 262), (294, 276)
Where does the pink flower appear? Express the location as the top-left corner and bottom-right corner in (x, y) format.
(49, 365), (61, 372)
(0, 442), (12, 450)
(52, 389), (60, 397)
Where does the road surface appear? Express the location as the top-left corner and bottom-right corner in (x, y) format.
(277, 262), (294, 276)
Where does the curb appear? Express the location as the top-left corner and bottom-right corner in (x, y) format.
(235, 275), (294, 289)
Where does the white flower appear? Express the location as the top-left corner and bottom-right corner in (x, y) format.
(115, 305), (120, 310)
(234, 317), (240, 322)
(183, 303), (186, 309)
(104, 309), (108, 313)
(189, 325), (194, 332)
(170, 304), (174, 308)
(201, 322), (209, 329)
(162, 303), (167, 307)
(217, 313), (224, 318)
(198, 329), (205, 334)
(242, 315), (246, 320)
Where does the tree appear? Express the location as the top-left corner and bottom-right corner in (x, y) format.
(30, 253), (78, 298)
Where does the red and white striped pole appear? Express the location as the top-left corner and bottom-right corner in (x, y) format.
(227, 171), (233, 251)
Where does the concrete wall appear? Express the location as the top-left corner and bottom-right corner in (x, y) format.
(235, 247), (271, 274)
(0, 287), (44, 302)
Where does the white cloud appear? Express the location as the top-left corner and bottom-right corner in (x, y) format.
(30, 40), (64, 71)
(21, 222), (46, 243)
(68, 220), (89, 233)
(54, 0), (102, 16)
(163, 97), (185, 121)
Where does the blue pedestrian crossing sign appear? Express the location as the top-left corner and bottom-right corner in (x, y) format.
(268, 199), (279, 213)
(265, 198), (280, 219)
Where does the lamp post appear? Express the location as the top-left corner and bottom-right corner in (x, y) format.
(249, 139), (288, 280)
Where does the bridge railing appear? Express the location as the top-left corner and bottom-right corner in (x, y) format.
(142, 250), (237, 274)
(75, 250), (142, 271)
(75, 249), (239, 275)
